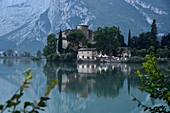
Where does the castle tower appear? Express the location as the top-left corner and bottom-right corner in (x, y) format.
(76, 24), (93, 41)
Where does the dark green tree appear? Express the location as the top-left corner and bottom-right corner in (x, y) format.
(67, 30), (86, 48)
(130, 36), (138, 49)
(138, 32), (151, 49)
(161, 33), (170, 48)
(117, 27), (126, 47)
(156, 46), (170, 58)
(131, 32), (151, 50)
(43, 33), (57, 58)
(94, 26), (120, 56)
(128, 30), (131, 47)
(58, 30), (63, 54)
(150, 19), (159, 48)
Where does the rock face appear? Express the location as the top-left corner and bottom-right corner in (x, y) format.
(0, 0), (169, 52)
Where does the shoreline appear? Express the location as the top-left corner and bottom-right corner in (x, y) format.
(0, 56), (169, 63)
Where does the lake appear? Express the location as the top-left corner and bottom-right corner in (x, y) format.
(0, 58), (169, 113)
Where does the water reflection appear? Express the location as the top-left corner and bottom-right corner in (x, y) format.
(0, 58), (169, 113)
(0, 58), (31, 67)
(43, 62), (142, 99)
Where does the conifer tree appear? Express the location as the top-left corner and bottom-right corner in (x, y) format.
(151, 19), (157, 39)
(128, 30), (131, 47)
(150, 19), (159, 48)
(58, 30), (63, 54)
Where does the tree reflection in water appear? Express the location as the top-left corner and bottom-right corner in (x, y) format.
(43, 62), (142, 99)
(1, 58), (32, 67)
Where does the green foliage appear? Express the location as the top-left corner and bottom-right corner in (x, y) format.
(130, 48), (138, 56)
(130, 20), (159, 52)
(94, 26), (122, 56)
(150, 19), (159, 48)
(67, 30), (86, 47)
(137, 49), (149, 57)
(64, 44), (77, 53)
(130, 36), (138, 49)
(127, 56), (146, 63)
(117, 27), (126, 47)
(151, 19), (157, 36)
(130, 48), (150, 58)
(0, 68), (58, 113)
(161, 33), (170, 48)
(43, 33), (57, 58)
(156, 47), (170, 58)
(133, 54), (170, 112)
(137, 32), (151, 49)
(58, 30), (63, 54)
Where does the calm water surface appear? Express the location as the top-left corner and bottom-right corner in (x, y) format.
(0, 58), (169, 113)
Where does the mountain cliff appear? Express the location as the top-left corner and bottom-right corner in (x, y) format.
(0, 0), (169, 52)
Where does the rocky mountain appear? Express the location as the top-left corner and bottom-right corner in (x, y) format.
(0, 0), (170, 52)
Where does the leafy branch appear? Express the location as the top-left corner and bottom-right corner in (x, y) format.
(0, 68), (58, 113)
(133, 54), (170, 112)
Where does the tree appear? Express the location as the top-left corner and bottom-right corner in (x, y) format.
(151, 19), (157, 40)
(161, 33), (170, 48)
(67, 30), (86, 48)
(138, 32), (151, 49)
(58, 30), (63, 54)
(117, 27), (126, 47)
(156, 46), (170, 58)
(3, 52), (6, 57)
(137, 49), (148, 57)
(133, 54), (170, 112)
(6, 49), (14, 56)
(37, 50), (42, 57)
(43, 33), (57, 58)
(131, 36), (138, 49)
(150, 19), (159, 48)
(128, 30), (131, 47)
(94, 26), (121, 56)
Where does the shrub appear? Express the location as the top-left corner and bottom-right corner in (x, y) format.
(127, 56), (146, 63)
(133, 54), (170, 112)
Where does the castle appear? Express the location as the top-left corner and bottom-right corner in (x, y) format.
(57, 24), (94, 50)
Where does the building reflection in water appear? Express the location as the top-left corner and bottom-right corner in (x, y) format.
(77, 63), (131, 75)
(77, 64), (97, 76)
(43, 62), (142, 99)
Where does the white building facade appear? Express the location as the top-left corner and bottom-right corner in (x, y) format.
(77, 48), (97, 60)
